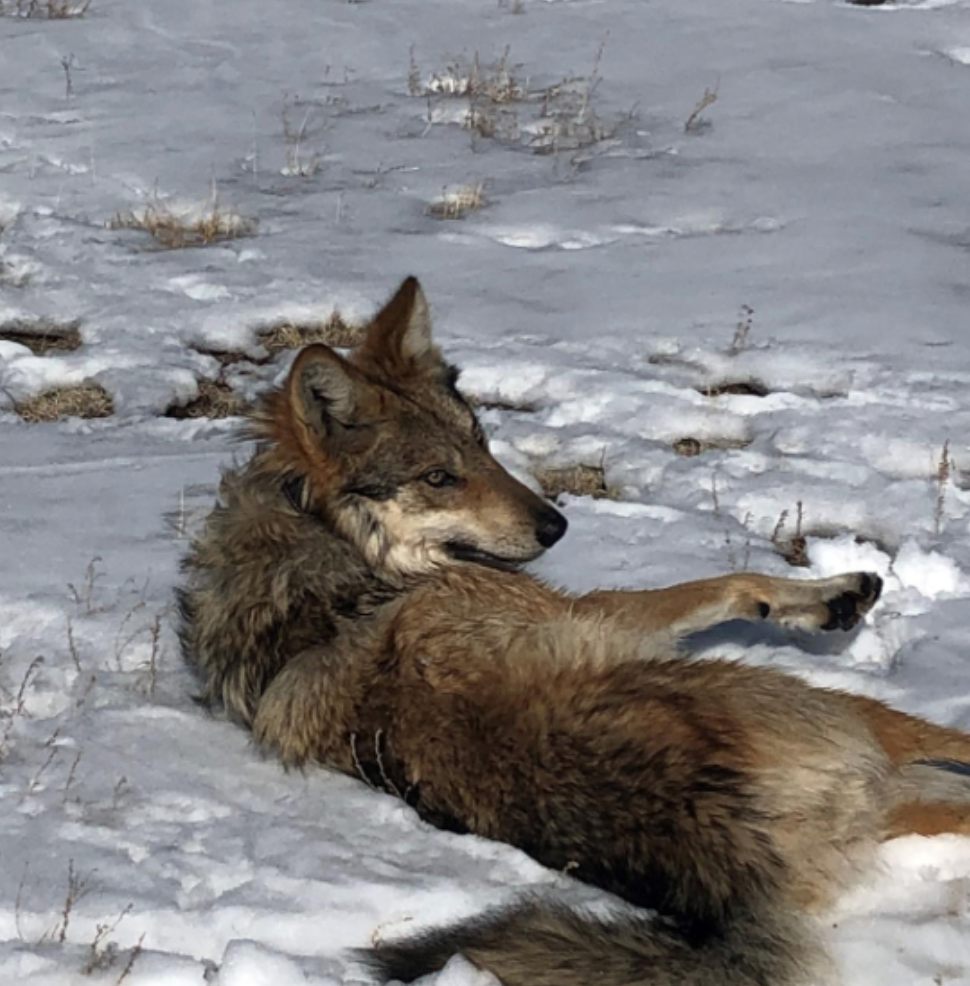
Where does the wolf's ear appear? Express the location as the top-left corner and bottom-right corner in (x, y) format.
(287, 344), (377, 451)
(356, 276), (445, 379)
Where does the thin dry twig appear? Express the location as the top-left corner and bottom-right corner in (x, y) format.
(729, 304), (754, 355)
(281, 95), (321, 177)
(66, 617), (82, 673)
(114, 934), (145, 985)
(82, 904), (133, 975)
(44, 860), (90, 945)
(934, 439), (952, 537)
(61, 54), (75, 100)
(685, 83), (719, 134)
(773, 500), (809, 567)
(68, 558), (104, 616)
(15, 865), (29, 941)
(24, 724), (63, 798)
(63, 748), (83, 803)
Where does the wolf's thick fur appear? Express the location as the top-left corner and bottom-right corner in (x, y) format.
(179, 278), (970, 986)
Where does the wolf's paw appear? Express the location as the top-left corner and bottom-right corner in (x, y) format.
(820, 572), (883, 631)
(766, 571), (883, 632)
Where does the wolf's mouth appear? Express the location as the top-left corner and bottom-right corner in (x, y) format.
(445, 542), (535, 572)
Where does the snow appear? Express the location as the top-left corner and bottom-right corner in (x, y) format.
(3, 0), (970, 982)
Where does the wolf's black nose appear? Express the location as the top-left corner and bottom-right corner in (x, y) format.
(535, 507), (568, 549)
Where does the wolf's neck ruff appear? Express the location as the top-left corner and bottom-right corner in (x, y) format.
(181, 275), (565, 724)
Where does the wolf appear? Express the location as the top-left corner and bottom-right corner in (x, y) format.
(179, 277), (970, 986)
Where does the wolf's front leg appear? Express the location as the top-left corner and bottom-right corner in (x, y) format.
(253, 644), (366, 770)
(574, 571), (882, 641)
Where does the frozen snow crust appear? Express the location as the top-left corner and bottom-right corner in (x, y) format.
(3, 0), (970, 982)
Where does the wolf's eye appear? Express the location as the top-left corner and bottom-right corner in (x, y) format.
(423, 469), (457, 488)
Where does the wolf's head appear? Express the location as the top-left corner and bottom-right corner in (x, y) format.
(252, 277), (566, 579)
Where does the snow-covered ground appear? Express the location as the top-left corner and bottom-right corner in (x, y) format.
(3, 0), (970, 982)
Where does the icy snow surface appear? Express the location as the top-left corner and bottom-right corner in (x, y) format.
(3, 0), (970, 982)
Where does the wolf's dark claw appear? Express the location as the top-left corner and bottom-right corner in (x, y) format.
(822, 572), (882, 631)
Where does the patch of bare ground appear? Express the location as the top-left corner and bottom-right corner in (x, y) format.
(164, 379), (248, 420)
(15, 383), (112, 422)
(108, 199), (254, 250)
(672, 436), (752, 457)
(0, 0), (91, 17)
(192, 346), (265, 369)
(533, 463), (616, 502)
(697, 380), (770, 398)
(0, 318), (82, 355)
(257, 313), (362, 352)
(468, 395), (538, 413)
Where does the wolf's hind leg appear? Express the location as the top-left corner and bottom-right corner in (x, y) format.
(847, 693), (970, 767)
(844, 693), (970, 839)
(575, 571), (882, 640)
(885, 801), (970, 838)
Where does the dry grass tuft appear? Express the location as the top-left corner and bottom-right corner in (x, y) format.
(0, 319), (82, 355)
(416, 47), (526, 103)
(165, 379), (248, 420)
(533, 463), (615, 502)
(0, 0), (91, 16)
(771, 501), (809, 568)
(109, 198), (254, 250)
(529, 41), (611, 156)
(15, 383), (112, 422)
(428, 182), (486, 220)
(257, 313), (362, 352)
(411, 43), (616, 155)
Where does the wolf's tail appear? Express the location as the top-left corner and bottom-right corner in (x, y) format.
(363, 896), (820, 986)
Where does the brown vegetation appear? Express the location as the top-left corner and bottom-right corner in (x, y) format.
(0, 319), (82, 355)
(15, 383), (112, 422)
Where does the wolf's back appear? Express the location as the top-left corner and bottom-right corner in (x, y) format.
(364, 896), (819, 986)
